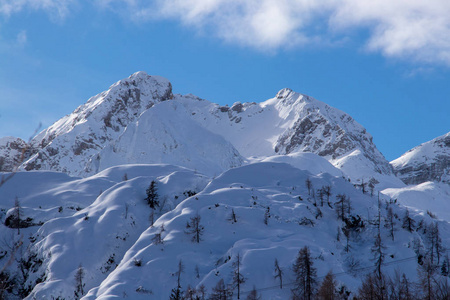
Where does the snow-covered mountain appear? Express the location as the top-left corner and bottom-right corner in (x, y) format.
(4, 71), (449, 299)
(0, 71), (401, 189)
(22, 72), (174, 175)
(391, 132), (450, 185)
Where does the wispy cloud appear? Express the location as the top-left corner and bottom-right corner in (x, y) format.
(0, 0), (75, 20)
(16, 30), (27, 47)
(2, 0), (450, 66)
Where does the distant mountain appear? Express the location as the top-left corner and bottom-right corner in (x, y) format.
(0, 71), (400, 189)
(391, 132), (450, 185)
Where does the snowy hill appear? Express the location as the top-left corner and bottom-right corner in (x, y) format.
(0, 160), (442, 299)
(391, 132), (450, 185)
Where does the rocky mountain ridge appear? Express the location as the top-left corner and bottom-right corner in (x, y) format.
(391, 132), (450, 185)
(0, 71), (401, 189)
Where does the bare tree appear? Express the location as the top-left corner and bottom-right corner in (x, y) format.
(176, 259), (184, 289)
(372, 232), (385, 280)
(210, 278), (233, 300)
(151, 224), (165, 245)
(229, 209), (237, 223)
(385, 206), (395, 241)
(232, 253), (246, 299)
(274, 258), (283, 289)
(185, 214), (204, 243)
(402, 209), (415, 232)
(418, 257), (437, 300)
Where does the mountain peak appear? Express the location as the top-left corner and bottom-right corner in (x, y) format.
(108, 71), (173, 102)
(276, 88), (295, 99)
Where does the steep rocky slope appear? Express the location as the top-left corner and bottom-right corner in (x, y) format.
(391, 132), (450, 185)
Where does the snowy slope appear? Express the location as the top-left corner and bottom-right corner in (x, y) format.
(0, 160), (446, 299)
(82, 162), (443, 299)
(391, 132), (450, 185)
(88, 98), (244, 177)
(4, 164), (209, 299)
(383, 182), (450, 221)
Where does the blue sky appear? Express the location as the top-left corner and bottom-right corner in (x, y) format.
(0, 0), (449, 161)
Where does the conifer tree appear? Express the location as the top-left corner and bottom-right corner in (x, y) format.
(292, 246), (316, 300)
(317, 270), (337, 300)
(145, 180), (159, 209)
(305, 178), (313, 196)
(264, 207), (270, 225)
(74, 264), (85, 300)
(13, 197), (22, 235)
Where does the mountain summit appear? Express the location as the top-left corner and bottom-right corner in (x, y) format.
(1, 71), (400, 188)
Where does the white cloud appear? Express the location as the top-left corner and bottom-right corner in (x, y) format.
(2, 0), (450, 66)
(331, 0), (450, 65)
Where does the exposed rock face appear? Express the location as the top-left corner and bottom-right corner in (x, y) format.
(0, 137), (29, 171)
(391, 132), (450, 185)
(272, 89), (393, 176)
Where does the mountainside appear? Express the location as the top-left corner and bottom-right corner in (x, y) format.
(391, 132), (450, 185)
(0, 71), (402, 190)
(87, 97), (244, 177)
(22, 71), (173, 175)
